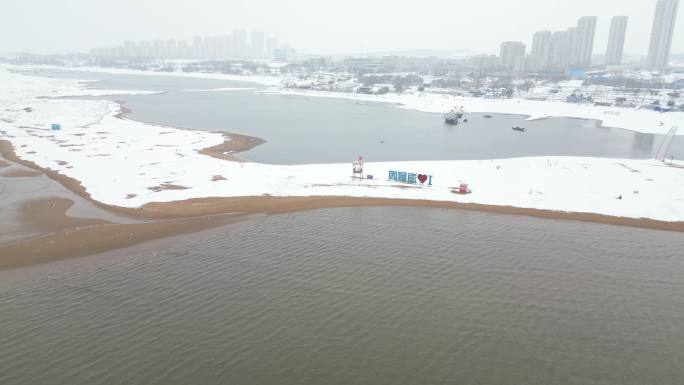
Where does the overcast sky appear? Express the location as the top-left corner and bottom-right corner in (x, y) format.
(1, 0), (682, 56)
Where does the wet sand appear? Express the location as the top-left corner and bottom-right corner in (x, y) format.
(139, 196), (684, 231)
(2, 119), (684, 270)
(0, 169), (43, 177)
(0, 207), (245, 270)
(15, 198), (111, 234)
(199, 132), (265, 162)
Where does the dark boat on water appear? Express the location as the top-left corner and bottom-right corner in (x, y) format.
(512, 126), (526, 132)
(484, 114), (492, 118)
(444, 107), (465, 124)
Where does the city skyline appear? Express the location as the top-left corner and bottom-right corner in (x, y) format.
(1, 0), (683, 57)
(91, 30), (293, 60)
(67, 2), (682, 72)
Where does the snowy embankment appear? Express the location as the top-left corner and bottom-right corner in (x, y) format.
(269, 89), (684, 136)
(1, 67), (683, 222)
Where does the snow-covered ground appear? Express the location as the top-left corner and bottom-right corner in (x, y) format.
(1, 67), (683, 222)
(268, 89), (684, 136)
(11, 64), (282, 87)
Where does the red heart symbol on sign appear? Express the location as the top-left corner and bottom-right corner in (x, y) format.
(417, 174), (428, 184)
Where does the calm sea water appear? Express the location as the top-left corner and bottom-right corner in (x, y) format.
(26, 69), (684, 164)
(1, 207), (684, 385)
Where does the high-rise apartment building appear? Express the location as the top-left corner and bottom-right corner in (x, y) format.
(499, 41), (526, 69)
(605, 16), (628, 66)
(531, 31), (552, 58)
(647, 0), (679, 69)
(574, 16), (597, 67)
(548, 31), (575, 70)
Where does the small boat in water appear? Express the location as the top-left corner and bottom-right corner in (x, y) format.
(512, 126), (526, 132)
(444, 106), (465, 124)
(484, 114), (492, 118)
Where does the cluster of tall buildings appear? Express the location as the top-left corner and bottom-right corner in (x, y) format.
(499, 0), (679, 72)
(501, 16), (606, 72)
(90, 30), (291, 60)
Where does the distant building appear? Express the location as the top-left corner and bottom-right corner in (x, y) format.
(192, 36), (204, 58)
(574, 16), (597, 67)
(647, 0), (680, 70)
(251, 31), (265, 58)
(274, 48), (296, 62)
(529, 28), (577, 71)
(233, 29), (247, 58)
(166, 40), (178, 58)
(548, 30), (575, 70)
(499, 41), (526, 69)
(564, 27), (579, 67)
(472, 55), (500, 74)
(153, 39), (164, 58)
(123, 40), (138, 58)
(265, 37), (279, 59)
(177, 40), (190, 58)
(514, 55), (545, 72)
(531, 31), (552, 58)
(606, 16), (628, 66)
(139, 41), (151, 57)
(530, 31), (552, 69)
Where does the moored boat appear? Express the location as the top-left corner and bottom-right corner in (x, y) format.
(444, 106), (465, 124)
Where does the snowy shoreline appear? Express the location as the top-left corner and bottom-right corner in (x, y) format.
(10, 63), (683, 136)
(1, 66), (683, 224)
(266, 88), (684, 136)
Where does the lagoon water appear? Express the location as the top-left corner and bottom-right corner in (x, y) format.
(27, 68), (684, 164)
(2, 207), (684, 385)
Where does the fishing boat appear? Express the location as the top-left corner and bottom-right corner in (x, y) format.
(484, 114), (492, 118)
(512, 126), (526, 132)
(444, 106), (465, 124)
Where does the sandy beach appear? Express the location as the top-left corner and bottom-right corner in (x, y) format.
(2, 132), (683, 271)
